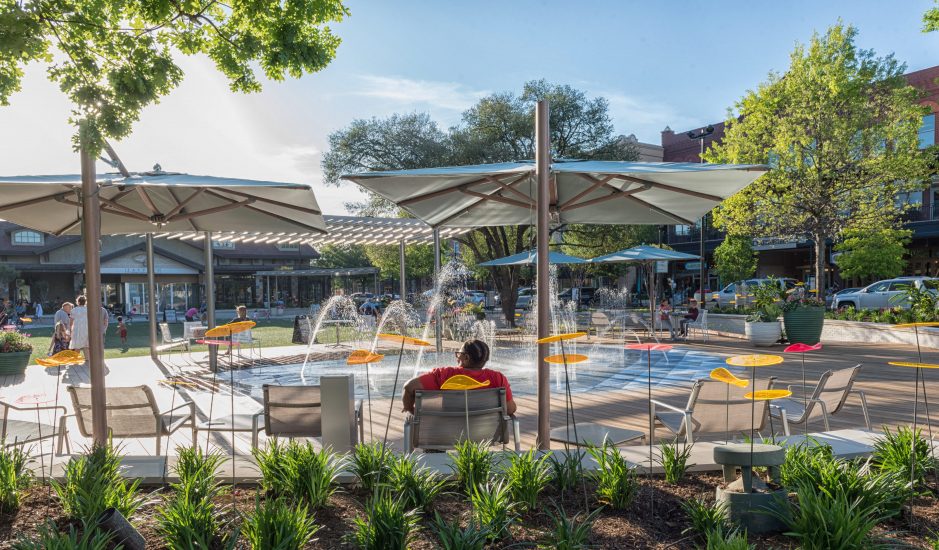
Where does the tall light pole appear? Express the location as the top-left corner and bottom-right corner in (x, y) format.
(687, 126), (714, 306)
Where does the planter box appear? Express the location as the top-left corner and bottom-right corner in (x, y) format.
(783, 306), (825, 345)
(745, 321), (782, 347)
(0, 351), (30, 375)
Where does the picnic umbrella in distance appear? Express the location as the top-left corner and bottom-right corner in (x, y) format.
(0, 168), (326, 443)
(477, 249), (588, 266)
(342, 101), (768, 448)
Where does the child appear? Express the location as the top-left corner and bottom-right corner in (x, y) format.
(48, 321), (70, 356)
(117, 316), (128, 345)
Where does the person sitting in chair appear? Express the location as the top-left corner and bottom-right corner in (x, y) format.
(230, 305), (249, 324)
(402, 339), (516, 415)
(679, 299), (700, 337)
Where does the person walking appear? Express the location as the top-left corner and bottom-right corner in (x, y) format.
(54, 302), (73, 332)
(69, 295), (109, 362)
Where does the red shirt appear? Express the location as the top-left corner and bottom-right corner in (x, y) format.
(418, 367), (513, 401)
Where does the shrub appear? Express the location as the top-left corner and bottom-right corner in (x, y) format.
(0, 445), (31, 513)
(704, 528), (753, 550)
(450, 439), (495, 494)
(779, 478), (890, 550)
(242, 497), (319, 550)
(11, 523), (112, 550)
(470, 480), (518, 540)
(51, 441), (144, 525)
(681, 497), (728, 541)
(253, 439), (345, 508)
(431, 512), (489, 550)
(538, 505), (601, 550)
(351, 490), (419, 550)
(779, 441), (834, 489)
(0, 331), (32, 353)
(351, 442), (393, 494)
(872, 426), (933, 492)
(549, 450), (585, 493)
(387, 453), (446, 512)
(504, 449), (551, 511)
(157, 446), (231, 550)
(587, 441), (638, 509)
(659, 440), (693, 483)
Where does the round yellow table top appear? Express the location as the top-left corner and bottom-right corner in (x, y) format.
(377, 333), (432, 346)
(710, 367), (749, 387)
(745, 389), (793, 401)
(347, 349), (385, 365)
(536, 332), (587, 344)
(544, 353), (589, 364)
(888, 361), (939, 369)
(725, 354), (784, 367)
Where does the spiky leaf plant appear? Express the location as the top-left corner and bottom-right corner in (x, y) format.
(872, 425), (934, 492)
(470, 480), (518, 541)
(778, 478), (890, 550)
(549, 449), (585, 493)
(387, 453), (446, 512)
(587, 441), (637, 509)
(659, 439), (694, 484)
(351, 442), (393, 494)
(0, 445), (31, 513)
(351, 490), (420, 550)
(504, 449), (551, 511)
(253, 439), (346, 508)
(681, 497), (729, 541)
(51, 441), (144, 525)
(450, 439), (496, 494)
(431, 512), (489, 550)
(704, 528), (754, 550)
(538, 505), (602, 550)
(157, 446), (233, 550)
(11, 523), (113, 550)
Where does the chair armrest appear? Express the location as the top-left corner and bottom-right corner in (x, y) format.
(649, 398), (687, 414)
(161, 401), (195, 419)
(2, 403), (67, 414)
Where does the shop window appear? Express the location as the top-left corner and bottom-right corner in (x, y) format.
(920, 113), (936, 149)
(277, 243), (300, 251)
(212, 240), (235, 250)
(11, 230), (43, 245)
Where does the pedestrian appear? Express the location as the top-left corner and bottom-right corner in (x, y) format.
(185, 306), (199, 322)
(54, 302), (73, 331)
(48, 321), (70, 355)
(116, 316), (128, 345)
(69, 295), (109, 362)
(34, 301), (43, 319)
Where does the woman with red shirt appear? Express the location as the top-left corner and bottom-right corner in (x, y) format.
(402, 339), (516, 415)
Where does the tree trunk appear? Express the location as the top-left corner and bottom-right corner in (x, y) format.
(814, 234), (826, 294)
(490, 267), (519, 327)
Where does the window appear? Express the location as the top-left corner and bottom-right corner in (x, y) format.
(212, 240), (235, 250)
(920, 114), (935, 149)
(11, 230), (42, 245)
(867, 282), (889, 292)
(277, 243), (300, 251)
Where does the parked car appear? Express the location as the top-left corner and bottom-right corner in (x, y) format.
(516, 287), (534, 309)
(832, 277), (939, 310)
(558, 287), (599, 307)
(827, 287), (860, 309)
(711, 278), (799, 308)
(464, 290), (486, 307)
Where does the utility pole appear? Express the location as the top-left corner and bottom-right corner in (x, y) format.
(687, 126), (714, 305)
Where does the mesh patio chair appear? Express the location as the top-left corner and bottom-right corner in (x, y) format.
(260, 384), (364, 446)
(769, 364), (871, 436)
(158, 322), (190, 365)
(590, 311), (614, 339)
(686, 309), (709, 342)
(65, 385), (195, 455)
(0, 399), (69, 454)
(651, 376), (777, 444)
(403, 388), (520, 453)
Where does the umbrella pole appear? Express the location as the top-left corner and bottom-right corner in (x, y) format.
(81, 145), (108, 445)
(204, 232), (217, 372)
(433, 229), (442, 353)
(147, 234), (158, 363)
(535, 100), (551, 450)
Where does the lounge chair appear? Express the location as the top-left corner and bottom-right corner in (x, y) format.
(259, 382), (364, 449)
(65, 385), (195, 455)
(769, 365), (871, 436)
(403, 388), (520, 453)
(651, 376), (777, 444)
(1, 399), (69, 454)
(158, 322), (190, 365)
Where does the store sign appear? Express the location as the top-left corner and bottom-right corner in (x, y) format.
(751, 237), (806, 251)
(655, 260), (668, 273)
(685, 262), (707, 271)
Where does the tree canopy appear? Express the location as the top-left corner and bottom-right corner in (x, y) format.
(834, 228), (911, 284)
(0, 0), (349, 153)
(322, 80), (642, 323)
(704, 23), (932, 291)
(924, 1), (939, 32)
(713, 235), (758, 285)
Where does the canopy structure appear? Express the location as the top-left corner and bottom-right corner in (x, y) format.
(478, 249), (587, 266)
(590, 245), (700, 263)
(344, 102), (768, 451)
(343, 160), (766, 228)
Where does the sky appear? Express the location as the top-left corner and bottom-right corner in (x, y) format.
(0, 0), (936, 215)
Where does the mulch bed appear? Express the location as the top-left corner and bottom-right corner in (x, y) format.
(1, 475), (936, 549)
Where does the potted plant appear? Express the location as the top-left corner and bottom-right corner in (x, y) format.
(0, 331), (32, 375)
(782, 284), (826, 345)
(463, 302), (485, 321)
(744, 280), (784, 347)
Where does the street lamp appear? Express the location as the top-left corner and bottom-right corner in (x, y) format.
(687, 126), (715, 305)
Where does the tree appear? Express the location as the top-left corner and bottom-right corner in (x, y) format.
(1, 0), (349, 154)
(713, 236), (758, 285)
(322, 80), (639, 324)
(924, 1), (939, 32)
(312, 244), (372, 269)
(704, 24), (932, 292)
(363, 243), (436, 282)
(834, 228), (911, 284)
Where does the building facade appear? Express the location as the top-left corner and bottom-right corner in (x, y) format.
(662, 64), (939, 292)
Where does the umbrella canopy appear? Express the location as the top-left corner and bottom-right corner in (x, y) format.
(343, 160), (766, 228)
(590, 245), (700, 263)
(478, 249), (588, 266)
(0, 171), (326, 235)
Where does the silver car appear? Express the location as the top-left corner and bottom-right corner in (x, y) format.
(832, 277), (939, 310)
(711, 278), (798, 308)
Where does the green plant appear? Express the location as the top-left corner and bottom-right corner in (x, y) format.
(778, 478), (891, 550)
(431, 512), (490, 550)
(538, 505), (601, 550)
(158, 446), (232, 550)
(872, 425), (934, 491)
(587, 441), (638, 509)
(704, 528), (753, 550)
(659, 440), (693, 483)
(351, 442), (393, 494)
(51, 441), (144, 525)
(549, 450), (585, 493)
(242, 497), (319, 550)
(470, 480), (518, 540)
(387, 453), (446, 512)
(744, 279), (784, 323)
(0, 445), (31, 512)
(779, 441), (834, 489)
(11, 522), (113, 550)
(0, 331), (32, 353)
(450, 439), (496, 494)
(351, 490), (419, 550)
(504, 449), (551, 510)
(681, 497), (728, 541)
(253, 439), (346, 508)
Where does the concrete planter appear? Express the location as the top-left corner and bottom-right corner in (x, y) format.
(745, 321), (781, 347)
(783, 306), (825, 345)
(0, 351), (30, 375)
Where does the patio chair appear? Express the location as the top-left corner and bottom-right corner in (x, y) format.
(158, 322), (190, 364)
(231, 327), (262, 363)
(651, 376), (777, 444)
(769, 364), (871, 436)
(260, 383), (364, 447)
(686, 309), (709, 342)
(403, 388), (520, 453)
(590, 311), (614, 339)
(0, 399), (69, 454)
(64, 385), (195, 455)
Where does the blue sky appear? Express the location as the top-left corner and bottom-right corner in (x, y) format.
(0, 0), (935, 214)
